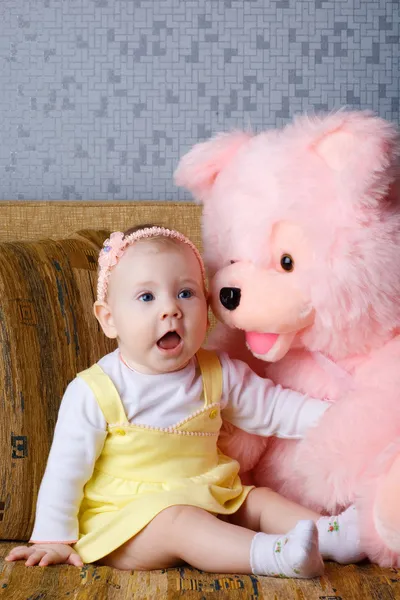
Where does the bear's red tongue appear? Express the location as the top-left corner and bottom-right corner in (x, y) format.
(158, 331), (181, 350)
(245, 332), (279, 355)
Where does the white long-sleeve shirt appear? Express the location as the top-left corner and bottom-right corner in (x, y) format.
(30, 349), (329, 543)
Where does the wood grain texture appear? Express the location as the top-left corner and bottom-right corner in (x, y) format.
(0, 230), (116, 540)
(1, 543), (400, 599)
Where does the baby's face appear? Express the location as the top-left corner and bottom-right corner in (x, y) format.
(106, 240), (208, 374)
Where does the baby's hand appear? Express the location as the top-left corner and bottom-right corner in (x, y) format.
(5, 543), (83, 567)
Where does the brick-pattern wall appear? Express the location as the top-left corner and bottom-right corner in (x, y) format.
(0, 0), (398, 200)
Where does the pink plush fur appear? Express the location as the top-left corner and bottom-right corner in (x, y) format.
(175, 111), (400, 566)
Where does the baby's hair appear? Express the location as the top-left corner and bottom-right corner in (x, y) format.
(122, 224), (187, 250)
(97, 224), (175, 277)
(97, 225), (206, 302)
(123, 224), (159, 237)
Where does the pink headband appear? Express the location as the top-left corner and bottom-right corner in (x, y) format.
(96, 226), (206, 302)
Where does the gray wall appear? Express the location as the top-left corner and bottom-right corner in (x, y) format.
(0, 0), (399, 201)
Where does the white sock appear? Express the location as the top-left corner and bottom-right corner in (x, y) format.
(250, 520), (324, 579)
(317, 505), (366, 564)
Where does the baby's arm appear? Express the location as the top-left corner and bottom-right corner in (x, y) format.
(220, 354), (330, 439)
(6, 377), (107, 566)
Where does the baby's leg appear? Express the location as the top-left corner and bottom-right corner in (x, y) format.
(100, 503), (323, 578)
(230, 486), (320, 533)
(99, 504), (254, 573)
(230, 488), (323, 576)
(232, 488), (365, 564)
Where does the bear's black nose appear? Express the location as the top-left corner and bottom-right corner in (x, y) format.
(220, 287), (241, 311)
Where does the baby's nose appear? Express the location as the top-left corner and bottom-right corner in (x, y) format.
(161, 301), (182, 319)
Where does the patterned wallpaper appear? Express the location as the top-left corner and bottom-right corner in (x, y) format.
(0, 0), (399, 201)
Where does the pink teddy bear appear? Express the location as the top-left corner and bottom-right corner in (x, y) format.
(175, 111), (400, 566)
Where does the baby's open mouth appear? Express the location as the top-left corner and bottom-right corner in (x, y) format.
(157, 331), (182, 350)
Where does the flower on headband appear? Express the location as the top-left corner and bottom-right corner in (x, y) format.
(98, 231), (125, 268)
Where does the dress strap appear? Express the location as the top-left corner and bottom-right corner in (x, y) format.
(77, 364), (129, 426)
(195, 348), (223, 407)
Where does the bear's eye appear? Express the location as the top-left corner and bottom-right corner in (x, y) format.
(280, 254), (294, 272)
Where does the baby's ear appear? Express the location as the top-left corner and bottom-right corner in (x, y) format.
(174, 131), (252, 203)
(312, 111), (399, 208)
(93, 301), (118, 339)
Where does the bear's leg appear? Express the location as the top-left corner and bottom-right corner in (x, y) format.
(374, 453), (400, 555)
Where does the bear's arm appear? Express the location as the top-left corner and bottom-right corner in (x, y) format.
(294, 335), (400, 511)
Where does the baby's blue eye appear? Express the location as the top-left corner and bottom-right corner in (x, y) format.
(138, 292), (154, 302)
(178, 289), (193, 299)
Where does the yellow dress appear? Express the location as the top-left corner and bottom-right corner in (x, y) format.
(73, 349), (253, 564)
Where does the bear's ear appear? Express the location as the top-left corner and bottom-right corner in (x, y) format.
(174, 131), (252, 203)
(313, 111), (399, 207)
